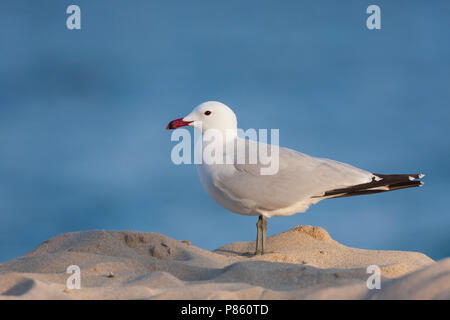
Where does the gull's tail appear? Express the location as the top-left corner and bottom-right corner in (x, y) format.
(318, 173), (425, 199)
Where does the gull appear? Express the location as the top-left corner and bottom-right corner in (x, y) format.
(166, 101), (424, 255)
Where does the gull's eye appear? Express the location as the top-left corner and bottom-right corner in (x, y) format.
(204, 111), (212, 116)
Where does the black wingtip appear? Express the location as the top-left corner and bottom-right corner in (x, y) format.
(320, 172), (425, 199)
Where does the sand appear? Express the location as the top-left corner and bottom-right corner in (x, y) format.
(0, 225), (448, 299)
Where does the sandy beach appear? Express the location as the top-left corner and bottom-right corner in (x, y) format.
(0, 225), (448, 300)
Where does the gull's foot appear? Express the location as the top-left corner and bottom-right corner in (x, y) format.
(254, 248), (264, 255)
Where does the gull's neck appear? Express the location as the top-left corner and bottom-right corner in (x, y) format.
(200, 128), (238, 153)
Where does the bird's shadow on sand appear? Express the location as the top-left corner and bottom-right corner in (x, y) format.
(214, 248), (276, 258)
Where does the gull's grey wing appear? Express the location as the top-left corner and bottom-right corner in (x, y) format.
(212, 139), (374, 214)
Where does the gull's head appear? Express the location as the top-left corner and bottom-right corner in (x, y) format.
(166, 101), (237, 134)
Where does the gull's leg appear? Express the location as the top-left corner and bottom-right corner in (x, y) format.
(261, 216), (267, 255)
(255, 216), (263, 255)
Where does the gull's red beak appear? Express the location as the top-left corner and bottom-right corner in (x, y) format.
(166, 118), (193, 130)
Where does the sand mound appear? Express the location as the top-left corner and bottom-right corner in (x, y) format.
(215, 225), (432, 276)
(0, 226), (447, 300)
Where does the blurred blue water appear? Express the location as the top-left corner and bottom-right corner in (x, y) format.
(0, 0), (449, 262)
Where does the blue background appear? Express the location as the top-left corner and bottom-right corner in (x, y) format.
(0, 0), (449, 262)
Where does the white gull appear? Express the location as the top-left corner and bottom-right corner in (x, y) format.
(166, 101), (424, 254)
